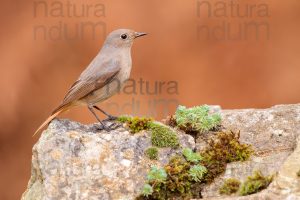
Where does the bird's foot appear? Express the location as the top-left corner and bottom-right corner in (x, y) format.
(94, 123), (110, 132)
(103, 115), (118, 122)
(107, 122), (121, 130)
(94, 122), (120, 132)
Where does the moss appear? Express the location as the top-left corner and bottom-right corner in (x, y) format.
(145, 147), (159, 160)
(117, 115), (153, 133)
(297, 170), (300, 177)
(137, 153), (207, 199)
(137, 130), (254, 199)
(219, 178), (241, 195)
(134, 104), (255, 199)
(117, 115), (132, 123)
(239, 171), (273, 196)
(200, 131), (253, 183)
(117, 116), (179, 148)
(175, 105), (221, 133)
(164, 115), (177, 127)
(150, 122), (179, 148)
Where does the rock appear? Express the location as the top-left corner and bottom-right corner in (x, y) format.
(22, 104), (300, 200)
(22, 119), (195, 200)
(202, 134), (300, 199)
(202, 104), (300, 199)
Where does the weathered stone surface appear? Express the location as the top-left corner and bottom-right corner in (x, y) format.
(22, 120), (194, 200)
(203, 134), (300, 200)
(201, 104), (300, 199)
(22, 104), (300, 200)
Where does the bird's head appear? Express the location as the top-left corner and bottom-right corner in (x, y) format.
(104, 29), (147, 48)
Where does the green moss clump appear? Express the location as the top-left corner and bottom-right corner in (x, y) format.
(239, 171), (273, 196)
(117, 115), (132, 123)
(145, 147), (159, 160)
(150, 122), (179, 148)
(175, 105), (221, 133)
(200, 131), (253, 183)
(117, 116), (153, 133)
(117, 116), (179, 148)
(219, 178), (241, 195)
(137, 129), (254, 199)
(182, 148), (202, 163)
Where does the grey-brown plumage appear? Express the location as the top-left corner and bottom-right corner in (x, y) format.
(34, 29), (147, 136)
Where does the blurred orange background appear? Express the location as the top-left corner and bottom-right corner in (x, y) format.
(0, 0), (299, 199)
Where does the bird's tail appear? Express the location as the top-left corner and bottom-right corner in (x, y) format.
(33, 104), (70, 136)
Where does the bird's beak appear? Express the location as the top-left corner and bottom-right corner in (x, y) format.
(134, 32), (147, 39)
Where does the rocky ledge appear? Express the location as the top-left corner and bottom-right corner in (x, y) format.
(22, 104), (300, 200)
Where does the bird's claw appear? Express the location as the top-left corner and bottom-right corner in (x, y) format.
(107, 122), (121, 130)
(95, 122), (120, 132)
(94, 124), (109, 131)
(103, 115), (118, 122)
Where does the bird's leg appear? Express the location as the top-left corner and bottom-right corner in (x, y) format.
(88, 105), (109, 131)
(93, 105), (118, 121)
(92, 105), (121, 129)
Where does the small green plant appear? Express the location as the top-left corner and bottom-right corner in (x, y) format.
(175, 105), (221, 133)
(145, 147), (159, 160)
(150, 122), (179, 148)
(239, 171), (273, 196)
(219, 178), (241, 195)
(137, 130), (254, 199)
(141, 184), (153, 197)
(117, 116), (152, 133)
(183, 148), (202, 163)
(136, 104), (255, 199)
(189, 165), (207, 182)
(147, 166), (167, 183)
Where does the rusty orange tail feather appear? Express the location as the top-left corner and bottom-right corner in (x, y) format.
(33, 104), (70, 136)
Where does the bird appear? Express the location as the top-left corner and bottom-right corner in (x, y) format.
(33, 29), (147, 136)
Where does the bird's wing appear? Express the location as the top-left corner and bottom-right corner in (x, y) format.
(53, 59), (120, 113)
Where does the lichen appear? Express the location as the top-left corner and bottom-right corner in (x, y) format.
(150, 122), (179, 148)
(117, 115), (152, 133)
(219, 178), (241, 195)
(239, 170), (273, 196)
(175, 105), (221, 133)
(145, 147), (159, 160)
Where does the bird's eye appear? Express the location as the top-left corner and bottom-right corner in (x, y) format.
(120, 34), (128, 40)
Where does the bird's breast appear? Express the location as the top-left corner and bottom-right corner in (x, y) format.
(117, 52), (132, 83)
